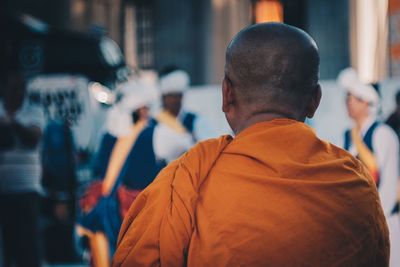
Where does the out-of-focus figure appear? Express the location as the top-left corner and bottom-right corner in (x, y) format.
(158, 67), (216, 142)
(78, 76), (192, 267)
(386, 89), (400, 225)
(41, 119), (78, 264)
(386, 90), (400, 138)
(115, 80), (193, 214)
(338, 67), (400, 267)
(0, 72), (45, 267)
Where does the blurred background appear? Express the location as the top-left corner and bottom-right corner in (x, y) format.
(1, 0), (400, 266)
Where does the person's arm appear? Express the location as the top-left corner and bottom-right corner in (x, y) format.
(374, 125), (399, 217)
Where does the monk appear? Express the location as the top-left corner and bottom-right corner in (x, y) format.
(112, 23), (389, 267)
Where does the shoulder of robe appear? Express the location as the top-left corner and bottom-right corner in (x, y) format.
(180, 135), (232, 177)
(147, 135), (233, 192)
(114, 135), (233, 259)
(182, 135), (233, 164)
(139, 135), (233, 192)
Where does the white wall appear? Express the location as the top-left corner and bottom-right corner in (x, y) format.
(184, 85), (232, 136)
(184, 78), (400, 146)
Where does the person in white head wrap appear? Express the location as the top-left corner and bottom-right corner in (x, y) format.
(157, 68), (216, 142)
(78, 76), (192, 266)
(338, 68), (400, 267)
(96, 75), (192, 202)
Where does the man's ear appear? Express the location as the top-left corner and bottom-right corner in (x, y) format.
(305, 84), (322, 119)
(222, 76), (235, 113)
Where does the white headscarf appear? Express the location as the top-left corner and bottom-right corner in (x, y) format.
(106, 78), (159, 137)
(159, 70), (190, 94)
(337, 67), (380, 116)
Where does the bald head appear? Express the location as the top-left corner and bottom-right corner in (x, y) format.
(225, 23), (320, 116)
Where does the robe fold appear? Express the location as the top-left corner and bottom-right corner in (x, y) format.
(112, 119), (389, 267)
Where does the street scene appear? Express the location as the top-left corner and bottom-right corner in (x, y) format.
(1, 0), (400, 266)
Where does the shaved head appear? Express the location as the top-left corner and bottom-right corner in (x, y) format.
(225, 23), (320, 117)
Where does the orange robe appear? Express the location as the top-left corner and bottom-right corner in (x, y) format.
(112, 119), (389, 267)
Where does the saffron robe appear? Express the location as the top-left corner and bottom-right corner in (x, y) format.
(112, 119), (389, 267)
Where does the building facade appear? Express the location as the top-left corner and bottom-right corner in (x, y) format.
(3, 0), (353, 84)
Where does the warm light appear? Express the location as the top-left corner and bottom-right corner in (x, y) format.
(72, 0), (86, 16)
(255, 0), (283, 23)
(212, 0), (225, 10)
(89, 82), (116, 104)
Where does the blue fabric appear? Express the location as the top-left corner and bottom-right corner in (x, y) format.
(182, 112), (196, 134)
(78, 194), (121, 254)
(119, 119), (166, 190)
(78, 132), (120, 254)
(344, 129), (351, 151)
(79, 119), (167, 254)
(78, 146), (122, 255)
(363, 122), (379, 152)
(344, 122), (379, 152)
(92, 133), (117, 179)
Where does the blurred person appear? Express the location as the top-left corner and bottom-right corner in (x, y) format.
(158, 67), (216, 142)
(113, 23), (389, 267)
(385, 90), (400, 239)
(338, 68), (399, 267)
(0, 72), (45, 267)
(339, 68), (399, 216)
(41, 119), (78, 263)
(78, 79), (192, 267)
(386, 90), (400, 138)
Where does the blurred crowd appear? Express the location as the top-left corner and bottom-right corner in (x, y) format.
(0, 66), (218, 267)
(1, 0), (399, 265)
(2, 61), (400, 266)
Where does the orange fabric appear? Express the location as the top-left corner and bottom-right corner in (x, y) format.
(112, 119), (389, 267)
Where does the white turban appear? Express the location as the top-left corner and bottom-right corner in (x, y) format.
(117, 78), (159, 112)
(337, 68), (380, 114)
(106, 78), (159, 137)
(105, 105), (132, 137)
(159, 70), (190, 94)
